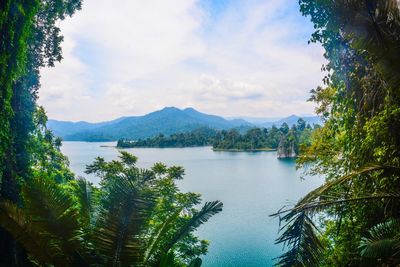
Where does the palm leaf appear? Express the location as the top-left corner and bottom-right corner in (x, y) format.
(274, 211), (323, 267)
(272, 163), (400, 266)
(159, 252), (175, 267)
(144, 207), (184, 262)
(189, 257), (202, 267)
(360, 219), (400, 261)
(93, 171), (155, 266)
(297, 164), (396, 208)
(73, 178), (97, 226)
(22, 177), (89, 266)
(0, 200), (63, 266)
(294, 194), (400, 216)
(158, 201), (223, 258)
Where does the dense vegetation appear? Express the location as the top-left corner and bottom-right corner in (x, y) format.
(2, 0), (400, 266)
(1, 1), (83, 265)
(117, 120), (317, 157)
(0, 1), (222, 266)
(213, 119), (315, 153)
(1, 150), (222, 266)
(273, 1), (400, 266)
(117, 128), (218, 148)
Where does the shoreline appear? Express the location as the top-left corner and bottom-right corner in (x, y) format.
(212, 148), (276, 152)
(115, 145), (212, 149)
(110, 145), (276, 152)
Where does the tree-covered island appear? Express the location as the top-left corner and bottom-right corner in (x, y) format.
(117, 127), (218, 148)
(213, 119), (316, 156)
(117, 119), (318, 158)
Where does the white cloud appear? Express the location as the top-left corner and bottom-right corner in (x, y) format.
(39, 0), (326, 122)
(39, 32), (92, 112)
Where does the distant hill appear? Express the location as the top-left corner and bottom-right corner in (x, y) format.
(48, 107), (254, 141)
(225, 116), (280, 124)
(48, 107), (322, 142)
(226, 115), (322, 128)
(260, 115), (322, 128)
(47, 117), (126, 138)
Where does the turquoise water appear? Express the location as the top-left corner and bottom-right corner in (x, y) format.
(61, 142), (323, 267)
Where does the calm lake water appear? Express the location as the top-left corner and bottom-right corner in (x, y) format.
(61, 142), (322, 267)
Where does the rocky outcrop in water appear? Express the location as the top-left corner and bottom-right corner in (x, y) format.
(277, 136), (297, 159)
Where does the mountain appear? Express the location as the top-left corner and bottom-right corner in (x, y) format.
(225, 116), (280, 124)
(48, 107), (322, 142)
(47, 117), (126, 137)
(48, 107), (254, 141)
(226, 115), (322, 127)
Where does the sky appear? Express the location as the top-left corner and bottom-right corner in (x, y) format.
(39, 0), (326, 122)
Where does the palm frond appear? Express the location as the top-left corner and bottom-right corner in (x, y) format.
(297, 164), (395, 208)
(144, 207), (184, 262)
(93, 173), (155, 266)
(360, 219), (400, 261)
(0, 200), (62, 266)
(159, 252), (175, 267)
(274, 211), (322, 267)
(118, 151), (138, 166)
(73, 178), (96, 226)
(22, 177), (89, 266)
(272, 162), (400, 266)
(273, 194), (400, 217)
(158, 201), (223, 257)
(189, 257), (202, 267)
(272, 191), (400, 266)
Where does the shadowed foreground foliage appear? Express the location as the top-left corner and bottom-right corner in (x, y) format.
(0, 151), (222, 266)
(273, 0), (400, 266)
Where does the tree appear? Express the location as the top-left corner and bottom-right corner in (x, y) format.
(279, 123), (289, 135)
(0, 0), (39, 202)
(297, 118), (306, 132)
(274, 1), (400, 265)
(359, 219), (400, 265)
(0, 152), (223, 266)
(0, 1), (82, 265)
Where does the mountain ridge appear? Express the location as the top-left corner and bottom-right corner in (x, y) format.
(48, 107), (321, 141)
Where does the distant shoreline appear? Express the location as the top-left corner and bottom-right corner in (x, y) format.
(115, 145), (212, 149)
(103, 145), (276, 152)
(212, 148), (276, 152)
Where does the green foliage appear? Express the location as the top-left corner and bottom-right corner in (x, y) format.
(0, 1), (223, 266)
(118, 127), (218, 148)
(359, 219), (400, 266)
(30, 107), (75, 183)
(0, 200), (58, 265)
(273, 165), (400, 266)
(274, 211), (323, 267)
(0, 0), (83, 202)
(117, 124), (317, 155)
(1, 2), (82, 265)
(0, 152), (222, 266)
(275, 0), (400, 265)
(213, 122), (317, 154)
(0, 0), (39, 201)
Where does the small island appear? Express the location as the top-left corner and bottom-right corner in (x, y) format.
(117, 119), (318, 158)
(117, 127), (217, 148)
(212, 119), (315, 157)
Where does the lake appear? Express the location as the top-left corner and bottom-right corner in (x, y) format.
(61, 142), (323, 267)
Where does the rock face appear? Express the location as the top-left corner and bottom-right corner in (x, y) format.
(277, 138), (297, 159)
